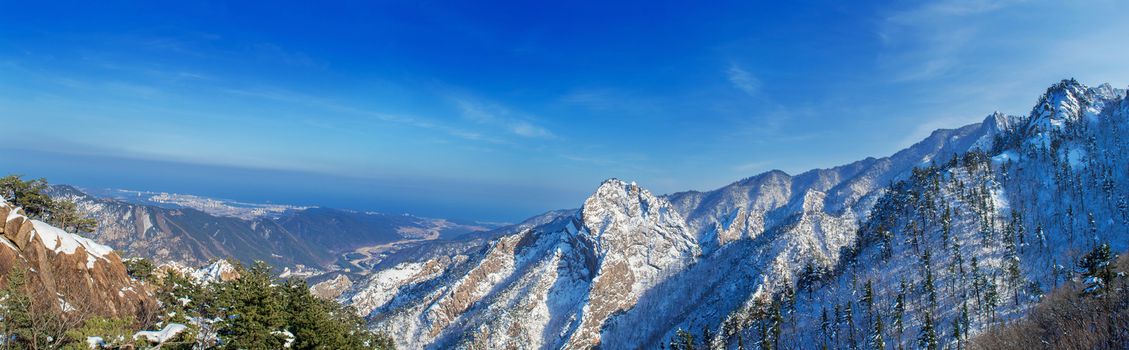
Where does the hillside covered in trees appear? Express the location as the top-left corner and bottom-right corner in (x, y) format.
(671, 80), (1129, 349)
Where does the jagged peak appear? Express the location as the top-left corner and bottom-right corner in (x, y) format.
(583, 179), (664, 217)
(981, 111), (1015, 133)
(1005, 79), (1126, 144)
(1047, 78), (1086, 95)
(1092, 82), (1120, 100)
(1030, 79), (1092, 121)
(579, 179), (690, 244)
(590, 178), (650, 199)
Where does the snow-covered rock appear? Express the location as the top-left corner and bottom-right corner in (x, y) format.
(134, 323), (188, 344)
(190, 259), (239, 284)
(0, 195), (156, 318)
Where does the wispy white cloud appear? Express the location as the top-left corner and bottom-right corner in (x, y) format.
(726, 63), (761, 96)
(451, 97), (556, 139)
(877, 0), (1009, 82)
(884, 0), (1020, 24)
(875, 0), (1129, 144)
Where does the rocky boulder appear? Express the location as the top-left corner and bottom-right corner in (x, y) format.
(0, 197), (156, 319)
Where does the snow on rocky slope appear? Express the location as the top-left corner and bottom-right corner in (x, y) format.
(342, 80), (1128, 349)
(190, 259), (240, 284)
(342, 181), (698, 348)
(0, 195), (155, 318)
(776, 79), (1129, 349)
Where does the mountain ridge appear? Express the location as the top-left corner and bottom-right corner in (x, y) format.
(341, 79), (1129, 349)
(46, 185), (498, 272)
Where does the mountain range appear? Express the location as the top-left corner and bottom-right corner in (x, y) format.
(23, 79), (1128, 349)
(335, 80), (1129, 349)
(46, 185), (498, 274)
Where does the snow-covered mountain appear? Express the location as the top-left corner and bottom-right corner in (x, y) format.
(341, 80), (1129, 349)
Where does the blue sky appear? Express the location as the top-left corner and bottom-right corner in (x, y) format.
(1, 0), (1128, 221)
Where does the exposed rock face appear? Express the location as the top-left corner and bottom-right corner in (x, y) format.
(310, 274), (353, 300)
(567, 180), (699, 348)
(190, 259), (240, 284)
(341, 180), (699, 349)
(0, 197), (156, 319)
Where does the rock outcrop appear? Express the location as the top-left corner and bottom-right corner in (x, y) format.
(0, 197), (156, 319)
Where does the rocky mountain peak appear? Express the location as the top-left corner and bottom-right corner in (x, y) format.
(1032, 79), (1093, 122)
(579, 179), (695, 254)
(583, 179), (662, 220)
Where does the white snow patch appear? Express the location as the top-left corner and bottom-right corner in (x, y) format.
(1066, 147), (1087, 168)
(30, 220), (113, 258)
(134, 323), (188, 343)
(58, 298), (75, 312)
(6, 207), (22, 222)
(191, 260), (236, 284)
(347, 262), (427, 314)
(273, 330), (295, 348)
(992, 150), (1019, 164)
(86, 336), (104, 349)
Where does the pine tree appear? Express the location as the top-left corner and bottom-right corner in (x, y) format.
(1078, 243), (1117, 295)
(215, 261), (288, 349)
(1003, 221), (1023, 306)
(984, 277), (1000, 324)
(281, 278), (385, 349)
(1087, 212), (1098, 244)
(0, 174), (97, 233)
(820, 307), (831, 349)
(870, 314), (885, 350)
(1, 266), (32, 349)
(770, 300), (783, 350)
(834, 304), (843, 347)
(1035, 222), (1047, 248)
(970, 256), (984, 314)
(701, 325), (713, 349)
(921, 249), (937, 311)
(845, 302), (857, 349)
(861, 280), (875, 316)
(0, 175), (54, 218)
(672, 329), (696, 350)
(893, 280), (906, 345)
(917, 312), (938, 350)
(950, 314), (962, 349)
(759, 318), (772, 350)
(941, 207), (952, 246)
